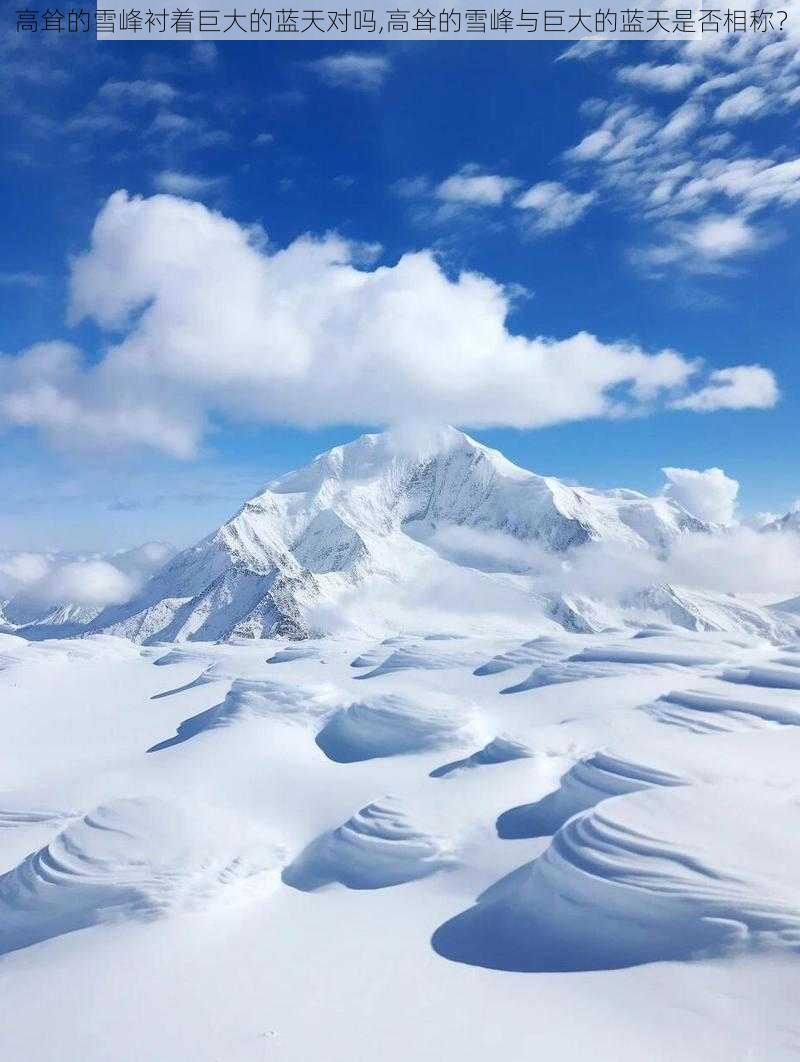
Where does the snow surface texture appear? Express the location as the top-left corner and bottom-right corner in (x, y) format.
(3, 624), (800, 1061)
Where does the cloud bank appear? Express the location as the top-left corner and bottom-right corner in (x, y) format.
(0, 191), (778, 457)
(0, 542), (174, 617)
(662, 466), (739, 525)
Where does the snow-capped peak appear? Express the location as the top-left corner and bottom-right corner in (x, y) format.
(81, 426), (715, 644)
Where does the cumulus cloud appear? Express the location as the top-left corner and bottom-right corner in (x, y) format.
(662, 466), (739, 525)
(672, 365), (779, 412)
(306, 53), (391, 91)
(0, 192), (779, 457)
(515, 181), (595, 233)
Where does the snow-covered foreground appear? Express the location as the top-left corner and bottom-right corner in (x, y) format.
(2, 626), (800, 1061)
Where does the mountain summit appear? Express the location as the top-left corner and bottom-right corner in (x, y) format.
(89, 427), (711, 643)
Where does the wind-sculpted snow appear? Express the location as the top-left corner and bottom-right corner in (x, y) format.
(721, 665), (800, 690)
(434, 785), (800, 972)
(569, 644), (725, 667)
(266, 646), (320, 664)
(496, 752), (687, 839)
(149, 678), (339, 751)
(350, 637), (416, 669)
(473, 637), (568, 676)
(7, 624), (800, 1059)
(500, 659), (627, 693)
(353, 644), (485, 680)
(646, 688), (800, 732)
(0, 807), (78, 830)
(316, 693), (482, 763)
(282, 796), (455, 890)
(0, 797), (283, 955)
(499, 639), (745, 694)
(431, 735), (533, 778)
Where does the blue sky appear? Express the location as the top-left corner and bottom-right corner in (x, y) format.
(1, 27), (799, 550)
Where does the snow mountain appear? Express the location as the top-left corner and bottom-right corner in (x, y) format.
(84, 426), (725, 644)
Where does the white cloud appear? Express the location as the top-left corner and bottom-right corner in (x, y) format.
(515, 181), (595, 232)
(0, 192), (778, 457)
(714, 85), (768, 123)
(190, 42), (218, 68)
(436, 167), (519, 206)
(656, 102), (704, 144)
(555, 28), (800, 276)
(99, 80), (177, 106)
(632, 213), (761, 274)
(307, 53), (391, 91)
(666, 527), (800, 596)
(689, 214), (757, 258)
(662, 466), (739, 524)
(0, 551), (51, 595)
(153, 171), (223, 197)
(672, 365), (779, 412)
(253, 132), (275, 146)
(564, 128), (615, 162)
(618, 63), (699, 93)
(36, 560), (135, 608)
(0, 542), (175, 613)
(558, 41), (619, 62)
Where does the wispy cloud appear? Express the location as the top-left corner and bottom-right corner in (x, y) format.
(617, 62), (700, 93)
(436, 166), (519, 207)
(153, 170), (224, 196)
(515, 181), (595, 233)
(306, 53), (391, 91)
(557, 30), (800, 275)
(99, 79), (178, 106)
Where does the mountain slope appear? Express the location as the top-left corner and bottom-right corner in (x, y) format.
(88, 427), (713, 644)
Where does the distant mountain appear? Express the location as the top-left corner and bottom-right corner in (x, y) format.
(85, 427), (717, 644)
(763, 509), (800, 534)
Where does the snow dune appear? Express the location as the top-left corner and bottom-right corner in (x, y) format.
(473, 636), (568, 676)
(352, 644), (483, 680)
(316, 693), (482, 763)
(434, 785), (800, 972)
(430, 735), (534, 778)
(721, 665), (800, 690)
(282, 796), (455, 890)
(500, 659), (628, 693)
(496, 751), (687, 839)
(646, 688), (800, 732)
(148, 678), (339, 751)
(0, 797), (282, 956)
